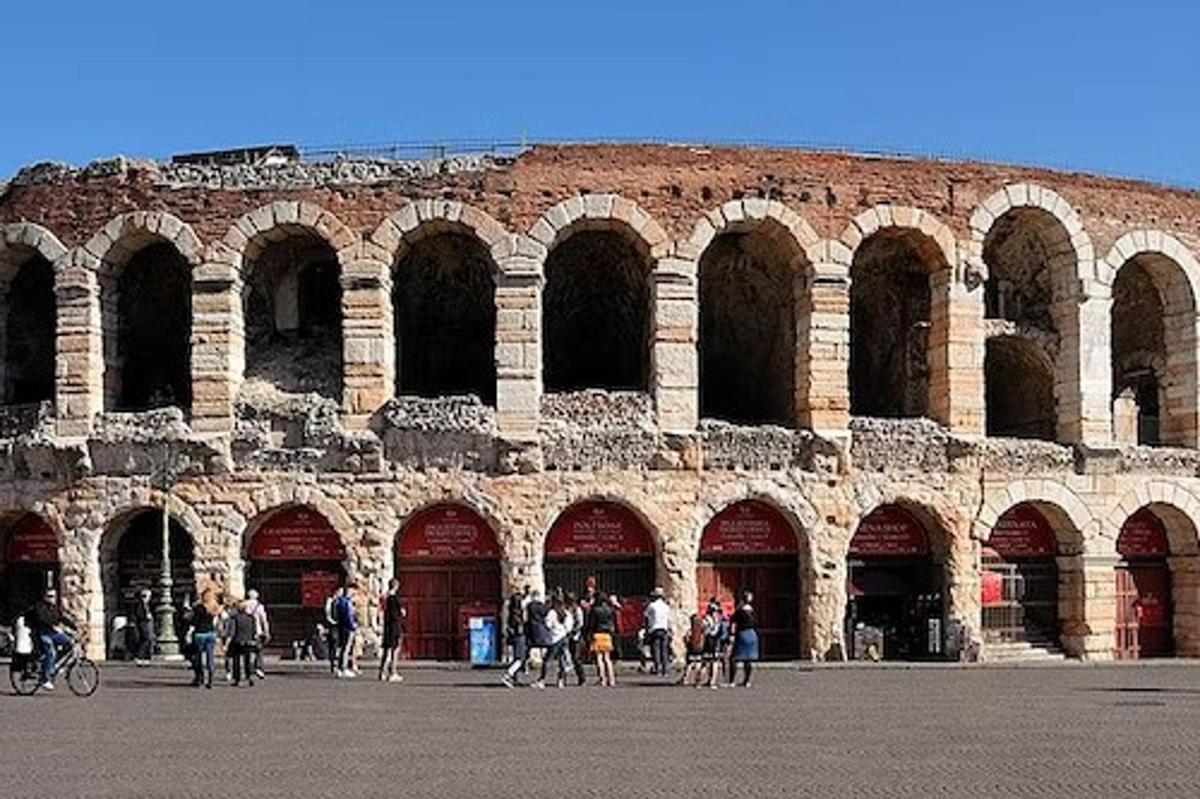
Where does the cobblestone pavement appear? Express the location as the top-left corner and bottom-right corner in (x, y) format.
(1, 660), (1197, 798)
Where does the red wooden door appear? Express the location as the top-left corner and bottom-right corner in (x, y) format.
(1114, 562), (1173, 659)
(398, 561), (500, 661)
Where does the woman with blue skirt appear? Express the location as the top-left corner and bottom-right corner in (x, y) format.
(728, 591), (759, 687)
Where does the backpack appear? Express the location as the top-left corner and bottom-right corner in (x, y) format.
(687, 614), (705, 653)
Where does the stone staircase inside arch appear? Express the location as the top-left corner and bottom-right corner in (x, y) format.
(982, 637), (1069, 664)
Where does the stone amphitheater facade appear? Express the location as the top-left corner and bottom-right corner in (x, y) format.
(1, 143), (1198, 662)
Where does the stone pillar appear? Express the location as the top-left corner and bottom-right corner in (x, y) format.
(190, 264), (242, 434)
(1070, 555), (1119, 660)
(929, 270), (985, 435)
(494, 263), (542, 439)
(806, 530), (850, 661)
(1168, 555), (1200, 657)
(797, 265), (850, 435)
(1054, 289), (1113, 446)
(54, 260), (102, 437)
(943, 529), (981, 658)
(1112, 389), (1138, 447)
(651, 258), (698, 432)
(1160, 309), (1200, 448)
(340, 259), (392, 429)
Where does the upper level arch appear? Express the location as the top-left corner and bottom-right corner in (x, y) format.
(967, 183), (1094, 286)
(368, 200), (512, 276)
(213, 201), (359, 277)
(528, 193), (670, 262)
(0, 223), (66, 407)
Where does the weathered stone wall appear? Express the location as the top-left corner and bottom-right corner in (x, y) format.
(1, 144), (1199, 663)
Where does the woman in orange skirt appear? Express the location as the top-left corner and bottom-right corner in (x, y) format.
(589, 594), (619, 687)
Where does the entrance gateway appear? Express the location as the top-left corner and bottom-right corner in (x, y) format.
(1114, 509), (1173, 659)
(543, 501), (655, 659)
(846, 504), (944, 660)
(981, 503), (1059, 646)
(395, 504), (501, 661)
(696, 500), (799, 659)
(247, 507), (346, 652)
(1, 513), (59, 623)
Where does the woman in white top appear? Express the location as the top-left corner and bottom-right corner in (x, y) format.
(535, 594), (574, 689)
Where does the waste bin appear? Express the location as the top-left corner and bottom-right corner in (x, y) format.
(467, 615), (497, 665)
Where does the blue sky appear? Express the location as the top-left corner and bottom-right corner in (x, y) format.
(2, 1), (1197, 186)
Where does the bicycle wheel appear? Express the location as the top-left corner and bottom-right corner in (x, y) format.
(9, 661), (41, 696)
(66, 659), (100, 697)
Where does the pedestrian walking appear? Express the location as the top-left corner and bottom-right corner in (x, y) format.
(378, 578), (406, 683)
(566, 591), (586, 686)
(501, 591), (528, 688)
(228, 599), (260, 687)
(186, 589), (222, 689)
(336, 584), (359, 677)
(589, 594), (619, 687)
(243, 589), (270, 679)
(324, 586), (344, 676)
(644, 587), (672, 677)
(132, 588), (156, 664)
(535, 593), (573, 689)
(700, 599), (728, 689)
(727, 591), (759, 688)
(680, 610), (706, 686)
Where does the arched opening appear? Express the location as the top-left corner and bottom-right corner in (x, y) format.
(1111, 254), (1196, 448)
(393, 231), (496, 403)
(544, 501), (656, 658)
(543, 228), (652, 392)
(849, 230), (944, 418)
(1, 253), (55, 405)
(981, 503), (1060, 646)
(395, 503), (502, 661)
(103, 242), (192, 411)
(699, 228), (799, 425)
(845, 504), (946, 660)
(985, 337), (1055, 440)
(696, 500), (800, 659)
(245, 506), (346, 652)
(102, 510), (195, 657)
(1114, 508), (1175, 659)
(981, 207), (1076, 442)
(0, 513), (60, 624)
(243, 231), (342, 400)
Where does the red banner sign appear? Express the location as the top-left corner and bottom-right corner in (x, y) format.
(300, 571), (341, 609)
(1117, 509), (1170, 558)
(980, 570), (1004, 606)
(249, 507), (346, 561)
(986, 503), (1057, 559)
(545, 502), (654, 557)
(850, 505), (928, 557)
(398, 504), (500, 560)
(700, 500), (797, 556)
(5, 514), (59, 564)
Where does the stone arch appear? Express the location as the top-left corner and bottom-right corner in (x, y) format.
(371, 203), (502, 403)
(968, 184), (1103, 445)
(691, 201), (820, 426)
(0, 223), (66, 406)
(985, 335), (1056, 440)
(390, 494), (507, 553)
(1102, 233), (1200, 448)
(1104, 482), (1200, 556)
(528, 193), (671, 262)
(835, 206), (959, 423)
(213, 201), (359, 275)
(236, 490), (359, 558)
(977, 480), (1094, 545)
(692, 482), (819, 559)
(537, 492), (668, 557)
(83, 212), (198, 412)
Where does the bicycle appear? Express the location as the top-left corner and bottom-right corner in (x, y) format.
(10, 639), (100, 697)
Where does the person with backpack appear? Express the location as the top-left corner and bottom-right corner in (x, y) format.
(227, 599), (260, 687)
(679, 610), (707, 687)
(242, 588), (270, 680)
(700, 599), (728, 689)
(588, 594), (619, 687)
(336, 584), (359, 677)
(324, 586), (343, 676)
(535, 593), (573, 689)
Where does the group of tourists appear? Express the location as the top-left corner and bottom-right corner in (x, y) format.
(316, 578), (406, 682)
(501, 577), (761, 689)
(182, 585), (270, 688)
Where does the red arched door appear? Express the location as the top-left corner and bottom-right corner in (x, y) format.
(2, 513), (60, 624)
(247, 507), (346, 652)
(544, 502), (655, 658)
(1114, 509), (1173, 659)
(846, 504), (943, 661)
(396, 504), (501, 661)
(981, 503), (1059, 645)
(697, 500), (799, 659)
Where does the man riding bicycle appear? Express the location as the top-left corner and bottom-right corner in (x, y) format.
(28, 588), (77, 691)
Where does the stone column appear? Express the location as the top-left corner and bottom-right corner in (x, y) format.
(340, 259), (392, 429)
(651, 258), (698, 432)
(494, 262), (542, 439)
(796, 263), (850, 435)
(1054, 289), (1113, 446)
(190, 264), (242, 434)
(54, 259), (102, 437)
(929, 270), (985, 435)
(1161, 308), (1200, 448)
(1071, 554), (1119, 660)
(806, 530), (850, 661)
(1168, 555), (1200, 657)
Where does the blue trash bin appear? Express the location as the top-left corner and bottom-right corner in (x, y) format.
(468, 616), (497, 665)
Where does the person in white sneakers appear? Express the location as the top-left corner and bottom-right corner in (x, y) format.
(534, 593), (573, 689)
(644, 587), (673, 678)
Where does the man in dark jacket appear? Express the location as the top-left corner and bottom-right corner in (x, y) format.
(133, 588), (156, 663)
(228, 600), (260, 687)
(29, 588), (75, 691)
